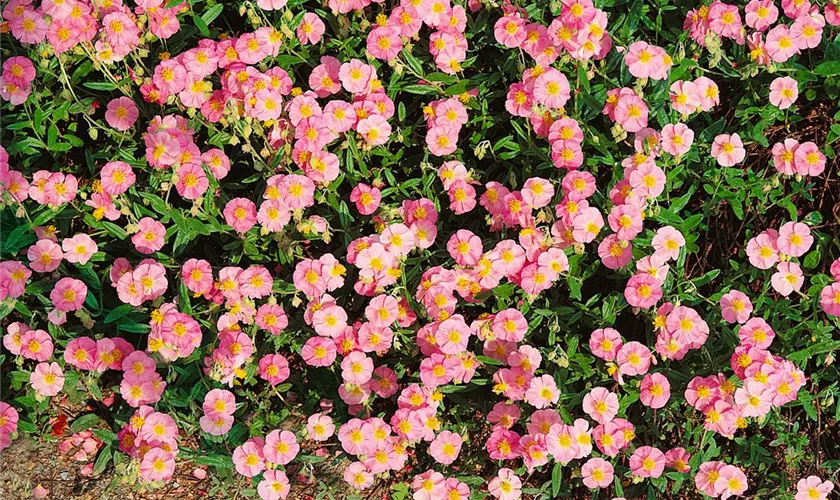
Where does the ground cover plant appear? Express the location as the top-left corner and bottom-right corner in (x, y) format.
(1, 0), (840, 498)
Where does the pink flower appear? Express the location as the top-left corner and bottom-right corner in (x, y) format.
(139, 448), (175, 482)
(175, 163), (209, 200)
(62, 233), (98, 265)
(343, 461), (373, 490)
(745, 0), (778, 30)
(624, 41), (666, 79)
(669, 80), (701, 115)
(264, 429), (299, 465)
(357, 115), (392, 147)
(628, 163), (666, 198)
(427, 125), (459, 156)
(820, 283), (840, 317)
(488, 468), (521, 500)
(492, 309), (528, 342)
(598, 235), (633, 270)
(100, 161), (136, 195)
(447, 229), (482, 266)
(738, 317), (775, 348)
(525, 374), (559, 409)
(746, 230), (779, 269)
(629, 446), (666, 478)
(572, 207), (604, 243)
(771, 262), (803, 297)
(720, 290), (753, 324)
(202, 389), (235, 419)
(233, 439), (266, 477)
(200, 413), (234, 436)
(711, 133), (746, 167)
(589, 327), (623, 361)
(297, 13), (325, 45)
(341, 351), (373, 385)
(302, 336), (337, 367)
(494, 16), (527, 48)
(608, 204), (643, 241)
(65, 337), (97, 370)
(766, 24), (799, 62)
(30, 362), (64, 397)
(614, 93), (649, 132)
(581, 457), (614, 488)
(714, 464), (748, 500)
(793, 141), (826, 176)
(367, 26), (402, 61)
(769, 77), (798, 109)
(582, 387), (619, 424)
(640, 372), (671, 409)
(660, 122), (694, 156)
(652, 226), (685, 261)
(429, 430), (463, 465)
(349, 183), (381, 215)
(734, 380), (771, 417)
(50, 277), (87, 312)
(795, 476), (834, 500)
(665, 447), (692, 473)
(27, 239), (62, 273)
(132, 217), (166, 254)
(616, 341), (652, 376)
(258, 470), (290, 500)
(777, 221), (813, 257)
(19, 329), (52, 362)
(624, 273), (663, 309)
(696, 461), (728, 496)
(306, 413), (335, 441)
(105, 97), (139, 131)
(259, 354), (290, 385)
(339, 59), (373, 94)
(533, 69), (571, 109)
(257, 0), (288, 9)
(224, 198), (258, 233)
(448, 180), (477, 214)
(709, 1), (744, 41)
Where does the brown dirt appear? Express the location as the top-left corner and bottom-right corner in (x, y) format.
(0, 436), (212, 500)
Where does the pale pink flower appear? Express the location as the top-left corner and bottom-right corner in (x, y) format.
(50, 277), (87, 312)
(429, 430), (463, 465)
(581, 457), (614, 489)
(769, 77), (798, 109)
(629, 446), (665, 478)
(660, 123), (694, 156)
(105, 97), (139, 131)
(711, 133), (746, 167)
(297, 13), (325, 45)
(771, 262), (803, 297)
(640, 372), (671, 409)
(488, 468), (521, 500)
(795, 476), (834, 500)
(720, 290), (753, 324)
(582, 387), (619, 424)
(62, 233), (98, 265)
(31, 361), (64, 396)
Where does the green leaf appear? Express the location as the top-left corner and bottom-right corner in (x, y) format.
(1, 224), (35, 255)
(402, 84), (439, 95)
(201, 4), (224, 25)
(82, 82), (116, 91)
(814, 61), (840, 76)
(104, 304), (134, 324)
(70, 413), (106, 433)
(803, 250), (821, 270)
(92, 446), (112, 476)
(551, 462), (563, 496)
(192, 13), (210, 37)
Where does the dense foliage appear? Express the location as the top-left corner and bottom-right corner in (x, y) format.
(1, 0), (840, 498)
